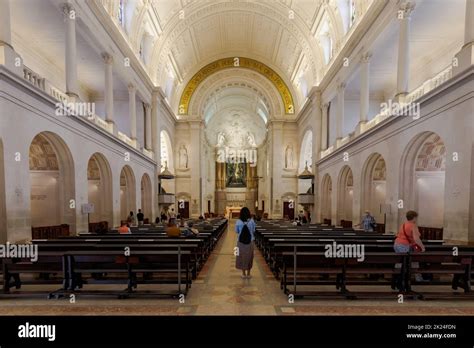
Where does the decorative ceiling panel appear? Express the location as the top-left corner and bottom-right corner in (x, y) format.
(29, 135), (59, 171)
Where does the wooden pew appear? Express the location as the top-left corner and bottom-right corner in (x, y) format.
(1, 248), (192, 298)
(31, 224), (69, 239)
(66, 249), (191, 297)
(2, 251), (67, 295)
(279, 249), (474, 299)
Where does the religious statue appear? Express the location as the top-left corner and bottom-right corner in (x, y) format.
(217, 132), (226, 147)
(179, 145), (188, 169)
(285, 144), (294, 169)
(246, 131), (257, 147)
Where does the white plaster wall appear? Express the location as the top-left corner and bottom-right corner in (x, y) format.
(30, 171), (60, 227)
(415, 172), (445, 228)
(0, 70), (157, 241)
(344, 98), (359, 136)
(316, 70), (473, 242)
(0, 138), (6, 243)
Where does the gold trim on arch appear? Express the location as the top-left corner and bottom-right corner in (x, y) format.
(178, 57), (295, 115)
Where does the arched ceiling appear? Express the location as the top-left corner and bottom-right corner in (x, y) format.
(29, 134), (59, 171)
(178, 57), (294, 115)
(102, 0), (373, 113)
(189, 68), (284, 120)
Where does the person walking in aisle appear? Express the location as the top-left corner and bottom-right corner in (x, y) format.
(235, 207), (256, 279)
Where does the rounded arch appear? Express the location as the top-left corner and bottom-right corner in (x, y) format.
(29, 131), (76, 234)
(192, 72), (279, 121)
(298, 129), (313, 172)
(120, 165), (137, 222)
(87, 152), (113, 229)
(160, 129), (174, 173)
(321, 173), (333, 224)
(179, 57), (295, 115)
(140, 173), (152, 221)
(360, 153), (387, 222)
(399, 131), (446, 228)
(336, 165), (353, 225)
(0, 138), (6, 243)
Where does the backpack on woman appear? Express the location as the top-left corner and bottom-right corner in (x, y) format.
(239, 223), (252, 244)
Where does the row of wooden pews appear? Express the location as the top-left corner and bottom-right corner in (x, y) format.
(256, 220), (474, 300)
(1, 219), (228, 298)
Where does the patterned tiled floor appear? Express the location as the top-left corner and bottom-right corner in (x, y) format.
(1, 222), (474, 315)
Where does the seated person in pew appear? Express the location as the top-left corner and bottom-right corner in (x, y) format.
(118, 222), (131, 234)
(182, 221), (200, 237)
(168, 208), (177, 221)
(94, 221), (108, 235)
(160, 210), (167, 222)
(178, 216), (186, 227)
(292, 218), (302, 226)
(394, 210), (426, 283)
(354, 210), (376, 232)
(166, 220), (181, 237)
(202, 221), (213, 231)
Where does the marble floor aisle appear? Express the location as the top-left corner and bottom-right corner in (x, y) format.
(0, 221), (474, 315)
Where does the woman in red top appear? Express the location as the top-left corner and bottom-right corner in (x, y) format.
(118, 222), (131, 234)
(394, 210), (425, 253)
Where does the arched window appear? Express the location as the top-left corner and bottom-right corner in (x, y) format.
(160, 130), (174, 172)
(118, 0), (125, 26)
(318, 18), (334, 65)
(161, 133), (169, 170)
(349, 0), (356, 27)
(139, 39), (144, 59)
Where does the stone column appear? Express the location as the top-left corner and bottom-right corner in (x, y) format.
(63, 3), (79, 99)
(3, 139), (31, 242)
(454, 0), (474, 75)
(0, 0), (22, 74)
(0, 0), (13, 49)
(189, 121), (202, 218)
(321, 103), (329, 151)
(336, 82), (346, 143)
(102, 53), (115, 133)
(463, 0), (474, 46)
(359, 52), (371, 130)
(151, 92), (161, 217)
(395, 2), (415, 101)
(270, 121), (284, 218)
(128, 84), (137, 142)
(145, 103), (152, 150)
(151, 92), (160, 162)
(311, 94), (322, 224)
(312, 93), (322, 161)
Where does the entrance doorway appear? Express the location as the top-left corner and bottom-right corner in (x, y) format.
(178, 201), (190, 218)
(283, 201), (295, 220)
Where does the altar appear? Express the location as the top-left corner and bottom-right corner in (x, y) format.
(225, 206), (243, 219)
